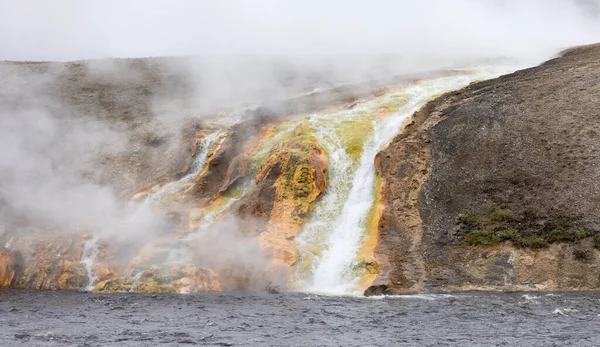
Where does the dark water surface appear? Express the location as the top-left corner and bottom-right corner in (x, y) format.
(1, 290), (599, 346)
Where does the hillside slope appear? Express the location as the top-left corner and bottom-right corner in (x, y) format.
(369, 43), (600, 294)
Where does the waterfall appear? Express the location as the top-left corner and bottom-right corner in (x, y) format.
(129, 271), (144, 292)
(161, 119), (303, 263)
(144, 131), (225, 207)
(4, 237), (14, 249)
(81, 237), (100, 291)
(296, 67), (518, 294)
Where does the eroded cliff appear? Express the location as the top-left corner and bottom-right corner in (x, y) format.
(369, 43), (600, 295)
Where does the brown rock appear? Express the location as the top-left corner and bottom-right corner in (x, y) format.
(94, 265), (220, 293)
(12, 236), (85, 290)
(0, 249), (17, 287)
(230, 135), (328, 268)
(369, 43), (600, 294)
(187, 119), (268, 205)
(58, 260), (88, 289)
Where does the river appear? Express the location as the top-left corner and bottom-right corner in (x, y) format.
(0, 289), (598, 346)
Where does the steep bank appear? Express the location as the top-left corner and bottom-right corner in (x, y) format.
(369, 43), (600, 295)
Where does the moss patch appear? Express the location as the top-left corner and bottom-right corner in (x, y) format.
(458, 207), (592, 249)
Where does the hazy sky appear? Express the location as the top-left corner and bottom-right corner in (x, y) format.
(1, 0), (599, 61)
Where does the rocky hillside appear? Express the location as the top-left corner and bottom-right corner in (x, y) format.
(3, 44), (600, 295)
(368, 43), (600, 295)
(0, 56), (447, 292)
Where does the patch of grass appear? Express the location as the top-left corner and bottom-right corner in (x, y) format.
(458, 207), (592, 250)
(464, 231), (500, 246)
(514, 236), (548, 249)
(593, 234), (600, 249)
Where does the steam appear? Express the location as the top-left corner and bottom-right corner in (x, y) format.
(1, 0), (599, 63)
(191, 218), (288, 290)
(0, 0), (598, 291)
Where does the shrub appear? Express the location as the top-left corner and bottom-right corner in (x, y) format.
(458, 207), (589, 249)
(573, 249), (590, 261)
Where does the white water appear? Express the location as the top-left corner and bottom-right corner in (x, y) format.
(81, 237), (100, 291)
(144, 131), (224, 207)
(162, 120), (303, 263)
(129, 271), (144, 292)
(297, 67), (520, 294)
(4, 237), (14, 249)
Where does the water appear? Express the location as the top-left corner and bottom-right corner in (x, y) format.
(296, 67), (520, 294)
(160, 120), (306, 264)
(144, 131), (225, 207)
(128, 272), (144, 293)
(80, 237), (100, 291)
(1, 290), (600, 346)
(3, 237), (14, 249)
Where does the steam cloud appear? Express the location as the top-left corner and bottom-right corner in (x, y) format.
(0, 0), (599, 288)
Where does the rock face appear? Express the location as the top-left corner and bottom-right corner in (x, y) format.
(187, 118), (270, 204)
(94, 266), (221, 293)
(0, 59), (209, 198)
(257, 139), (328, 267)
(0, 236), (86, 290)
(0, 249), (17, 287)
(231, 126), (328, 267)
(370, 43), (600, 294)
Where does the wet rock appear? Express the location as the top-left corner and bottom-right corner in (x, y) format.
(188, 119), (266, 204)
(257, 138), (328, 267)
(58, 260), (88, 289)
(0, 248), (17, 287)
(95, 265), (220, 293)
(11, 236), (85, 290)
(363, 285), (389, 297)
(266, 284), (280, 294)
(94, 277), (136, 292)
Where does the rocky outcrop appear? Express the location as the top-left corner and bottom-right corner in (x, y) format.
(57, 260), (88, 289)
(232, 127), (328, 267)
(187, 119), (271, 205)
(258, 139), (327, 266)
(94, 265), (221, 293)
(369, 43), (600, 294)
(0, 249), (17, 287)
(0, 235), (87, 290)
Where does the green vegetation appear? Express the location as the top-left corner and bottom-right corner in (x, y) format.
(458, 207), (593, 249)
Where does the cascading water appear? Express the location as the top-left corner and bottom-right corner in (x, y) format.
(128, 271), (144, 292)
(144, 131), (225, 207)
(295, 67), (519, 294)
(163, 119), (306, 264)
(81, 237), (100, 291)
(4, 237), (14, 249)
(88, 66), (521, 294)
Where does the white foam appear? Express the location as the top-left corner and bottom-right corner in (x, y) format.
(145, 131), (224, 207)
(3, 236), (14, 249)
(553, 307), (578, 316)
(80, 237), (100, 291)
(128, 271), (144, 292)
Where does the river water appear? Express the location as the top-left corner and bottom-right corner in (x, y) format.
(1, 289), (599, 346)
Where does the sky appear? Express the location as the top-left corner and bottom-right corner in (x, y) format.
(0, 0), (599, 62)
